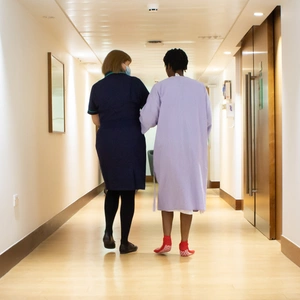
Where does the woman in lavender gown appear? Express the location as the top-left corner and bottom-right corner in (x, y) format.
(140, 49), (212, 256)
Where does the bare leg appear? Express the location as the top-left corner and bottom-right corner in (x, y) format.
(154, 211), (173, 254)
(162, 211), (174, 236)
(180, 213), (192, 241)
(179, 213), (195, 257)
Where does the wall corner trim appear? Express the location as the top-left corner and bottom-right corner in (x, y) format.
(0, 184), (105, 278)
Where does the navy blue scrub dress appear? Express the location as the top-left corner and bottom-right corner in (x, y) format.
(88, 73), (149, 190)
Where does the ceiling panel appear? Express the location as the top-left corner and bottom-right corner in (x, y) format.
(17, 0), (282, 87)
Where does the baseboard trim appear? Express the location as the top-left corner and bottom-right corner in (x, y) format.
(281, 236), (300, 268)
(207, 181), (220, 188)
(147, 178), (221, 188)
(0, 183), (104, 278)
(146, 175), (153, 182)
(219, 188), (243, 210)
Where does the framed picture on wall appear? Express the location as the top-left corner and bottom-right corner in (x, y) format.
(48, 52), (65, 133)
(223, 80), (231, 100)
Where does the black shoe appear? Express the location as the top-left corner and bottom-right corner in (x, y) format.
(119, 242), (138, 254)
(103, 232), (115, 249)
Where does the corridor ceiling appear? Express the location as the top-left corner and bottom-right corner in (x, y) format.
(18, 0), (283, 87)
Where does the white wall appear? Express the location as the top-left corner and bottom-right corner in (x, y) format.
(0, 0), (100, 254)
(207, 57), (243, 199)
(218, 57), (243, 199)
(208, 86), (221, 183)
(281, 0), (300, 247)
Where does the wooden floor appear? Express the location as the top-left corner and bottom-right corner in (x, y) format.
(0, 183), (300, 300)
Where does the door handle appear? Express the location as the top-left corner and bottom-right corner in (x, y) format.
(245, 73), (253, 196)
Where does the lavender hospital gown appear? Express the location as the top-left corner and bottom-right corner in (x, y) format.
(140, 74), (212, 212)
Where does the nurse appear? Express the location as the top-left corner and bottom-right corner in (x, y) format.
(140, 48), (212, 256)
(88, 50), (149, 254)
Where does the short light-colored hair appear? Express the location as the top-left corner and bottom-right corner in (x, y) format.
(102, 50), (132, 75)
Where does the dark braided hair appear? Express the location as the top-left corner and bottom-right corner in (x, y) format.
(163, 48), (188, 72)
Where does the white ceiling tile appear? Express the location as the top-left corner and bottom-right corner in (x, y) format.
(17, 0), (282, 86)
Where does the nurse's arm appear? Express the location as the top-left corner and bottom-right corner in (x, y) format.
(91, 114), (100, 126)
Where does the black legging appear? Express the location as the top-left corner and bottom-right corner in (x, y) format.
(104, 190), (135, 245)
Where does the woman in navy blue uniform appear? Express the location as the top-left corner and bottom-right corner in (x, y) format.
(88, 50), (149, 254)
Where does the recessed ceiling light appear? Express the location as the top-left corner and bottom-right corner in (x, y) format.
(254, 12), (264, 17)
(224, 51), (231, 55)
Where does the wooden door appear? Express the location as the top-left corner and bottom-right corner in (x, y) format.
(242, 13), (276, 239)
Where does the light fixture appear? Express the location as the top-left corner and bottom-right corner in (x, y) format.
(254, 12), (264, 17)
(224, 51), (231, 55)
